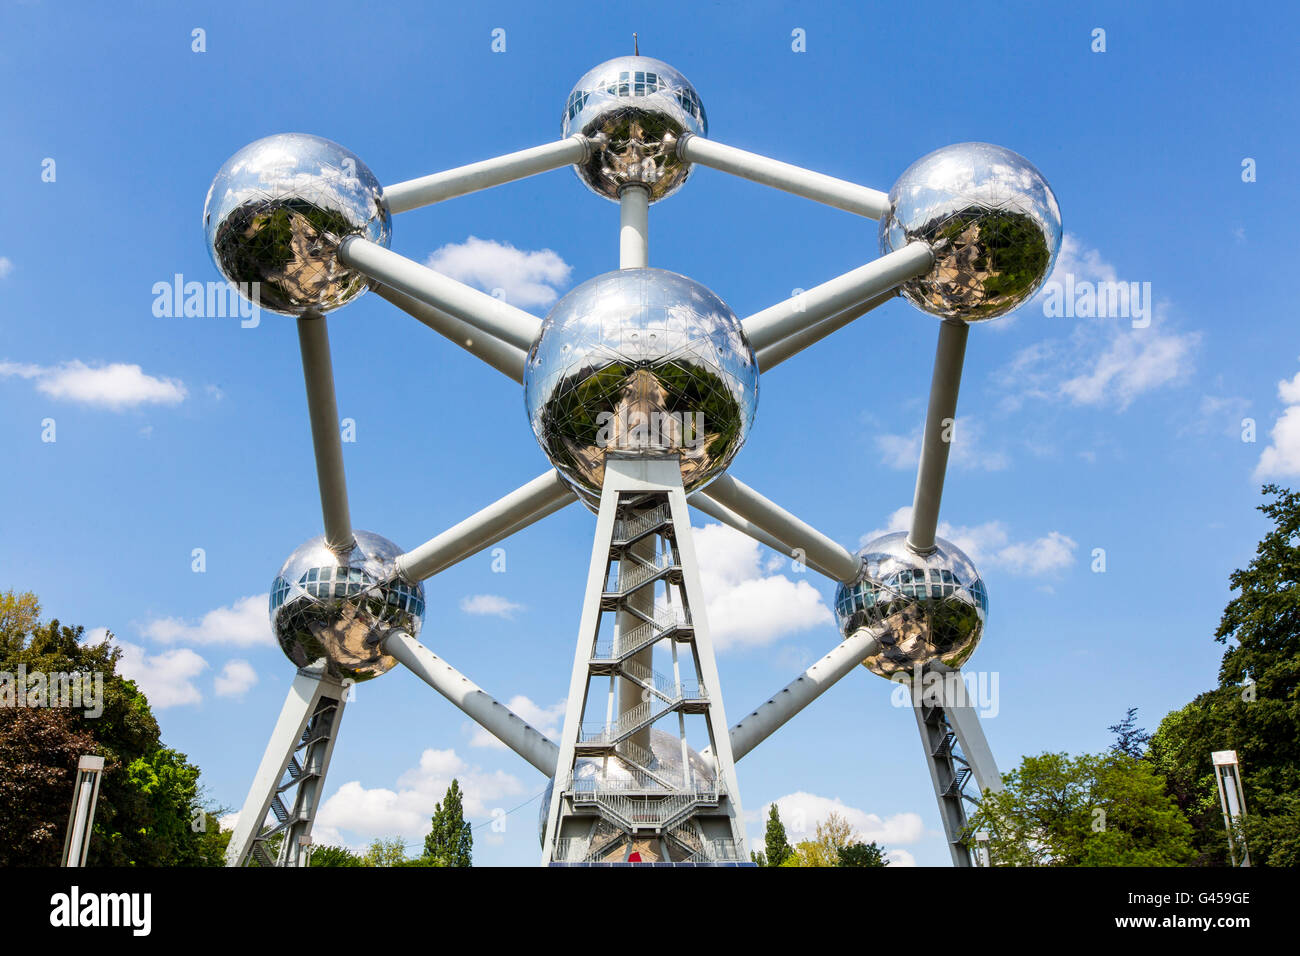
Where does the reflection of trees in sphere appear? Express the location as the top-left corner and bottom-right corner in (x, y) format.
(538, 729), (716, 847)
(203, 133), (390, 316)
(524, 268), (758, 502)
(834, 532), (988, 680)
(562, 56), (707, 202)
(879, 143), (1061, 321)
(269, 531), (424, 682)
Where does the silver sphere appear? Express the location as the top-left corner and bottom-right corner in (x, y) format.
(524, 268), (758, 500)
(539, 729), (716, 847)
(203, 133), (390, 316)
(269, 530), (424, 682)
(562, 55), (707, 202)
(880, 142), (1062, 321)
(834, 532), (988, 680)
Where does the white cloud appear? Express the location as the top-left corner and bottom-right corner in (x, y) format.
(692, 523), (832, 651)
(469, 695), (564, 750)
(866, 506), (1076, 577)
(143, 594), (271, 647)
(214, 659), (258, 698)
(460, 594), (524, 619)
(1256, 368), (1300, 479)
(751, 792), (925, 848)
(876, 416), (1009, 472)
(0, 256), (12, 279)
(998, 236), (1199, 411)
(0, 360), (187, 410)
(316, 747), (527, 841)
(426, 236), (571, 309)
(109, 636), (208, 709)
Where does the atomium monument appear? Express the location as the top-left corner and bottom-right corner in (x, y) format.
(210, 48), (1060, 867)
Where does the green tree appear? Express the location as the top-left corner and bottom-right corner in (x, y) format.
(1108, 707), (1151, 759)
(422, 779), (472, 867)
(1147, 485), (1300, 866)
(965, 750), (1195, 866)
(309, 844), (364, 867)
(779, 811), (856, 867)
(362, 836), (408, 867)
(759, 803), (793, 867)
(0, 590), (225, 866)
(837, 841), (889, 867)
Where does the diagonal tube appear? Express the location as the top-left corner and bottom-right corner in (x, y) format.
(395, 470), (576, 582)
(338, 237), (542, 353)
(908, 319), (969, 554)
(297, 311), (354, 553)
(742, 242), (933, 354)
(383, 630), (560, 776)
(699, 474), (860, 583)
(755, 288), (897, 372)
(703, 626), (882, 762)
(676, 134), (891, 219)
(383, 136), (589, 214)
(371, 283), (527, 383)
(687, 491), (847, 582)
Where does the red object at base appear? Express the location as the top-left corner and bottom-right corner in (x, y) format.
(627, 851), (642, 863)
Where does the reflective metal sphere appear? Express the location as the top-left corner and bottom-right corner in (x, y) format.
(539, 729), (715, 846)
(203, 133), (390, 316)
(880, 143), (1061, 321)
(834, 532), (988, 680)
(269, 530), (425, 682)
(562, 56), (707, 202)
(524, 268), (758, 500)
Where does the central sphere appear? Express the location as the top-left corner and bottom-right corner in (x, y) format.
(524, 268), (758, 501)
(562, 56), (707, 202)
(834, 532), (987, 680)
(269, 530), (425, 682)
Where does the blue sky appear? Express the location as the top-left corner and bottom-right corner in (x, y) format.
(2, 0), (1298, 865)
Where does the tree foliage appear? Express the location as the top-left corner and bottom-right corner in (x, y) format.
(837, 841), (889, 867)
(1146, 485), (1300, 866)
(754, 803), (793, 867)
(1108, 707), (1152, 759)
(0, 590), (226, 866)
(422, 779), (472, 867)
(965, 750), (1195, 866)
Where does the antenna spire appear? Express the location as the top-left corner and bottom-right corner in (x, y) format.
(633, 33), (639, 56)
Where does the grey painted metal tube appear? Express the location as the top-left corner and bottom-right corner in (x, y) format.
(383, 631), (560, 776)
(296, 312), (354, 553)
(395, 470), (576, 582)
(700, 474), (860, 583)
(930, 663), (1003, 795)
(755, 288), (897, 371)
(371, 283), (527, 384)
(677, 134), (891, 219)
(908, 319), (970, 554)
(619, 184), (649, 268)
(687, 491), (846, 582)
(338, 237), (541, 352)
(383, 136), (589, 214)
(705, 626), (882, 762)
(742, 242), (933, 353)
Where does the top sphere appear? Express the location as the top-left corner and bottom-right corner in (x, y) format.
(524, 267), (758, 501)
(203, 133), (390, 316)
(562, 56), (707, 202)
(879, 143), (1061, 321)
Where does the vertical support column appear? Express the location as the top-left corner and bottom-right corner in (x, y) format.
(619, 184), (649, 269)
(914, 700), (973, 867)
(297, 311), (354, 554)
(225, 666), (348, 867)
(908, 319), (969, 554)
(61, 755), (105, 867)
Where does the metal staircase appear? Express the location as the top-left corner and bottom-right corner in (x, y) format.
(917, 701), (981, 865)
